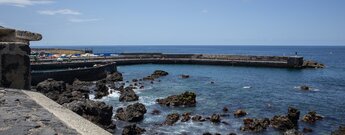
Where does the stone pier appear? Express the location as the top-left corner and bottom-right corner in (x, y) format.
(0, 27), (42, 89)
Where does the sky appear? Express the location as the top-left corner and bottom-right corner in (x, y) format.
(0, 0), (344, 46)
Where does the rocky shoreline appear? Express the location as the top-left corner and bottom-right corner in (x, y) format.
(31, 69), (343, 135)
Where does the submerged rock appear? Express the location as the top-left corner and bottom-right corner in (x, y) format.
(115, 103), (147, 122)
(240, 118), (270, 132)
(300, 85), (310, 91)
(180, 74), (190, 79)
(210, 114), (221, 123)
(94, 79), (109, 99)
(106, 72), (123, 82)
(122, 124), (146, 135)
(151, 109), (161, 115)
(331, 126), (345, 135)
(63, 99), (115, 132)
(223, 107), (229, 112)
(303, 127), (313, 133)
(164, 113), (180, 125)
(234, 109), (247, 118)
(156, 91), (196, 107)
(119, 87), (139, 102)
(283, 129), (303, 135)
(302, 111), (323, 124)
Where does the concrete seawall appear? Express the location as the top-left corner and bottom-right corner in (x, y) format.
(32, 53), (306, 68)
(31, 62), (117, 86)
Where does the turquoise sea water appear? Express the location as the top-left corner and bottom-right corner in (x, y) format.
(33, 46), (345, 134)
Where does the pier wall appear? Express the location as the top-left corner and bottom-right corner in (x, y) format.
(31, 62), (117, 86)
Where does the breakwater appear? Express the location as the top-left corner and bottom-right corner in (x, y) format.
(31, 62), (117, 86)
(33, 53), (311, 68)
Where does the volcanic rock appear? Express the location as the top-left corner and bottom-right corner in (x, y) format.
(151, 109), (161, 115)
(240, 118), (270, 132)
(156, 91), (196, 107)
(271, 115), (295, 131)
(181, 74), (190, 79)
(119, 87), (139, 102)
(192, 115), (206, 122)
(302, 111), (323, 124)
(63, 99), (115, 132)
(210, 114), (221, 123)
(122, 124), (146, 135)
(106, 72), (123, 82)
(164, 113), (180, 125)
(283, 129), (303, 135)
(234, 109), (247, 117)
(181, 112), (191, 122)
(115, 103), (147, 122)
(287, 107), (300, 127)
(94, 79), (109, 99)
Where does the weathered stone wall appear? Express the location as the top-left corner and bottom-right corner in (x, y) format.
(0, 27), (42, 89)
(0, 42), (31, 89)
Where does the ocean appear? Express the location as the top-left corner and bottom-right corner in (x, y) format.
(32, 45), (345, 134)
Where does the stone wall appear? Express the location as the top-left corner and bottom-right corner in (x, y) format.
(0, 27), (42, 89)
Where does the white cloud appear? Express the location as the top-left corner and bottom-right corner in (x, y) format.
(68, 18), (101, 23)
(0, 0), (53, 7)
(201, 9), (209, 13)
(38, 9), (81, 15)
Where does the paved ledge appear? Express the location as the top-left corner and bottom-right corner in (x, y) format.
(22, 90), (112, 135)
(0, 88), (79, 135)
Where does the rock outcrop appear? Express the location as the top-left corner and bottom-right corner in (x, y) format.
(36, 79), (66, 101)
(164, 113), (180, 125)
(106, 72), (123, 82)
(94, 80), (109, 99)
(302, 111), (323, 124)
(302, 61), (325, 68)
(240, 118), (270, 132)
(119, 87), (139, 102)
(63, 99), (116, 132)
(271, 115), (295, 131)
(181, 112), (191, 122)
(156, 91), (196, 107)
(115, 103), (147, 122)
(143, 70), (169, 81)
(122, 124), (146, 135)
(234, 109), (247, 118)
(210, 114), (221, 123)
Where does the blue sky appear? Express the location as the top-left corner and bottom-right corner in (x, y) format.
(0, 0), (344, 46)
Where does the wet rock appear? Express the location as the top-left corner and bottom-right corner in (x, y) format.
(143, 76), (155, 81)
(36, 79), (66, 101)
(115, 103), (147, 122)
(283, 129), (303, 135)
(210, 114), (221, 123)
(164, 113), (180, 125)
(119, 87), (139, 102)
(152, 70), (169, 77)
(69, 79), (92, 93)
(181, 112), (191, 122)
(300, 85), (310, 91)
(203, 132), (212, 135)
(331, 126), (345, 135)
(192, 115), (206, 122)
(234, 109), (247, 117)
(132, 79), (138, 82)
(287, 107), (300, 127)
(240, 118), (270, 132)
(271, 115), (295, 131)
(94, 80), (109, 99)
(302, 111), (323, 124)
(151, 109), (161, 115)
(303, 127), (313, 133)
(156, 91), (196, 107)
(106, 72), (123, 82)
(228, 133), (237, 135)
(122, 124), (146, 135)
(302, 61), (325, 68)
(63, 99), (115, 132)
(223, 107), (229, 112)
(180, 74), (190, 79)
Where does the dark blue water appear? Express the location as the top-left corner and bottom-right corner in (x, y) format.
(33, 45), (345, 134)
